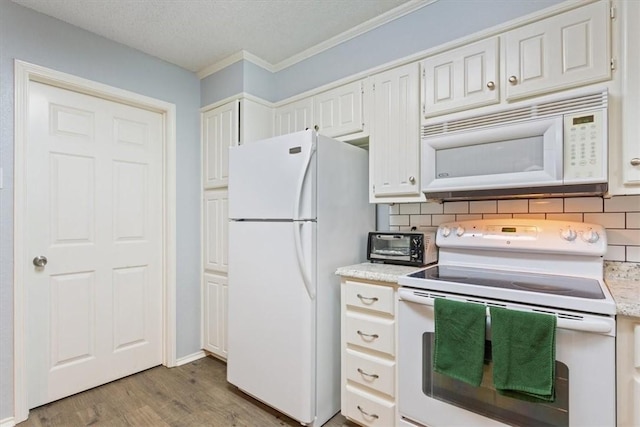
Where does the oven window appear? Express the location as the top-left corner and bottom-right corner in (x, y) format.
(422, 333), (569, 427)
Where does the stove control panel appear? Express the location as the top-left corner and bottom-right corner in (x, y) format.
(436, 218), (607, 256)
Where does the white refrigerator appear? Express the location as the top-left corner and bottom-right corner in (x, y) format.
(227, 130), (374, 426)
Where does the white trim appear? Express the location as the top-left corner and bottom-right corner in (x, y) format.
(0, 417), (15, 427)
(13, 60), (177, 423)
(175, 350), (207, 366)
(196, 0), (434, 79)
(271, 0), (434, 72)
(197, 50), (275, 79)
(199, 91), (275, 113)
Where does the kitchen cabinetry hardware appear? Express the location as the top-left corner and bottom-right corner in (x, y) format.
(342, 278), (397, 426)
(486, 81), (495, 90)
(409, 176), (416, 184)
(357, 293), (379, 303)
(356, 406), (379, 419)
(32, 256), (47, 267)
(357, 368), (380, 379)
(508, 75), (518, 85)
(630, 158), (640, 166)
(357, 330), (379, 340)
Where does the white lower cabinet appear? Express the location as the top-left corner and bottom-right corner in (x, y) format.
(203, 272), (228, 358)
(617, 315), (640, 427)
(341, 278), (397, 426)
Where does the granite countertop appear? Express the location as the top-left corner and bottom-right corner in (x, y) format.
(604, 262), (640, 318)
(337, 261), (640, 319)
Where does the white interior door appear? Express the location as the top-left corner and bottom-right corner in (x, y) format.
(25, 81), (163, 408)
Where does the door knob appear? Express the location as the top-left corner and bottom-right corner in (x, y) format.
(33, 256), (48, 267)
(508, 75), (518, 85)
(631, 158), (640, 166)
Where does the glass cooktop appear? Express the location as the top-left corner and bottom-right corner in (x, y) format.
(407, 265), (605, 300)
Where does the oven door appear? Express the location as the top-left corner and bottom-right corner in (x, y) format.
(397, 289), (616, 427)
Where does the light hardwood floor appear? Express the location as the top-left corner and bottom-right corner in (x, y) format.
(18, 355), (358, 427)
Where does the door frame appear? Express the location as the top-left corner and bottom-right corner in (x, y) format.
(13, 60), (177, 423)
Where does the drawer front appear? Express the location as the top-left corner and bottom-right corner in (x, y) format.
(345, 384), (395, 427)
(346, 312), (395, 356)
(344, 281), (395, 315)
(346, 348), (395, 397)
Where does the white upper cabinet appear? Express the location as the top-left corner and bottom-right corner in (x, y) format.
(240, 98), (274, 144)
(273, 97), (314, 137)
(615, 0), (640, 193)
(202, 98), (272, 189)
(370, 63), (424, 203)
(422, 37), (499, 118)
(504, 0), (611, 101)
(203, 100), (239, 189)
(314, 80), (365, 139)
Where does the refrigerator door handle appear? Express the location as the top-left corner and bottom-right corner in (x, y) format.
(293, 143), (316, 220)
(294, 221), (315, 300)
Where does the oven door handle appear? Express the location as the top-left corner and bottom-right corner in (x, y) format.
(398, 289), (614, 334)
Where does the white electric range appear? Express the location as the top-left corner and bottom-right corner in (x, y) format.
(397, 218), (616, 427)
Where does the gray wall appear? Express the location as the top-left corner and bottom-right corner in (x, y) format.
(202, 0), (563, 104)
(0, 0), (201, 419)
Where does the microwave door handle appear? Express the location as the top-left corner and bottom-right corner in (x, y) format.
(397, 289), (613, 334)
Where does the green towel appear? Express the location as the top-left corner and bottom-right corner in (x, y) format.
(490, 307), (557, 402)
(433, 298), (486, 387)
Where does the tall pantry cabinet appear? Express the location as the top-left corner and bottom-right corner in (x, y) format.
(201, 97), (272, 359)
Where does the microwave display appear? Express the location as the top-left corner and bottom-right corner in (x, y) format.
(572, 115), (595, 125)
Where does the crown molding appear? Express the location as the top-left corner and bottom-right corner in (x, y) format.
(196, 0), (435, 79)
(271, 0), (435, 71)
(197, 50), (275, 79)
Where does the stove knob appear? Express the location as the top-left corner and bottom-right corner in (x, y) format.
(455, 226), (465, 236)
(582, 229), (600, 243)
(441, 226), (451, 237)
(561, 228), (577, 241)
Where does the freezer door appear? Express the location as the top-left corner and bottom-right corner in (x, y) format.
(227, 220), (316, 424)
(229, 130), (316, 220)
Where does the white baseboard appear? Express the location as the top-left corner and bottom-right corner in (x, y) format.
(175, 350), (206, 366)
(0, 417), (15, 427)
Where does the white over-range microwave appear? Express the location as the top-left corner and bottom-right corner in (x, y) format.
(421, 90), (608, 200)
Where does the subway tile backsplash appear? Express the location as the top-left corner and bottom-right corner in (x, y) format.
(386, 195), (640, 262)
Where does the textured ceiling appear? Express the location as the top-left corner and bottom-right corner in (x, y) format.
(12, 0), (421, 73)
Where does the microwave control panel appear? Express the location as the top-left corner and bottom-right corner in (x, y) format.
(563, 109), (606, 182)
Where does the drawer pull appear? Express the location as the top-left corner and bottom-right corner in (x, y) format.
(357, 330), (379, 340)
(357, 405), (379, 420)
(357, 293), (379, 304)
(357, 368), (379, 379)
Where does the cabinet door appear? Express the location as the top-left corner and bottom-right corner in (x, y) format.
(504, 1), (610, 101)
(422, 37), (499, 118)
(620, 0), (640, 190)
(370, 63), (423, 201)
(202, 101), (239, 188)
(204, 189), (228, 273)
(617, 316), (640, 427)
(240, 98), (273, 143)
(203, 272), (228, 358)
(314, 80), (364, 138)
(274, 97), (314, 137)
